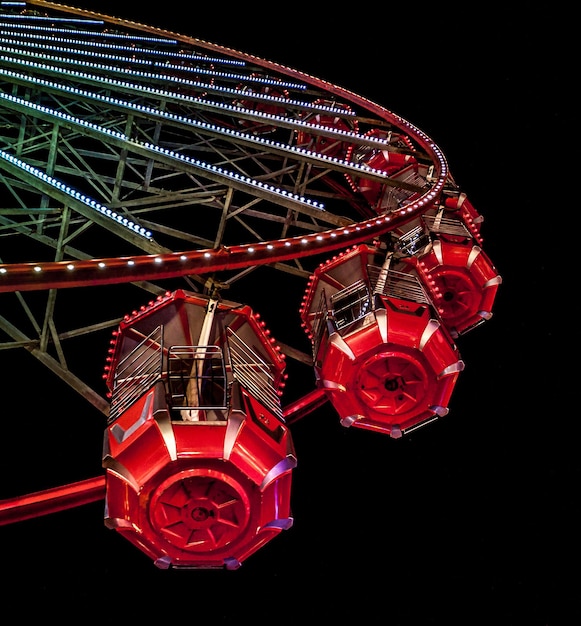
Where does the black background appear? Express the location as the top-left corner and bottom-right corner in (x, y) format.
(1, 3), (573, 624)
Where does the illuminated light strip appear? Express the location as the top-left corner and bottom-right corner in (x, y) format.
(152, 62), (305, 90)
(190, 88), (341, 115)
(141, 142), (326, 210)
(0, 149), (152, 239)
(0, 30), (246, 65)
(0, 37), (172, 67)
(0, 12), (103, 24)
(0, 195), (444, 293)
(0, 20), (177, 44)
(0, 44), (308, 92)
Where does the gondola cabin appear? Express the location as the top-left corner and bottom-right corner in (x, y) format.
(300, 244), (465, 438)
(102, 290), (295, 570)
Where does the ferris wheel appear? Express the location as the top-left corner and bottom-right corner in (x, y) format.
(0, 1), (501, 569)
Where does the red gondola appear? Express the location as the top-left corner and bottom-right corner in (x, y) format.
(415, 239), (502, 337)
(102, 290), (295, 569)
(300, 243), (464, 437)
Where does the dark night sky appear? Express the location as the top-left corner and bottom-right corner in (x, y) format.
(1, 3), (573, 624)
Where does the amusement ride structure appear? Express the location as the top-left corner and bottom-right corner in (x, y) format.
(0, 1), (501, 569)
